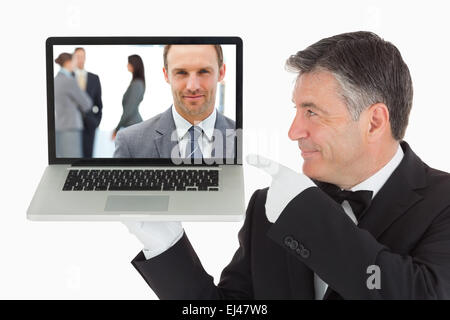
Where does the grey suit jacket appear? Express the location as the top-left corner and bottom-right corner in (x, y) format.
(115, 79), (145, 132)
(54, 71), (92, 131)
(114, 106), (236, 159)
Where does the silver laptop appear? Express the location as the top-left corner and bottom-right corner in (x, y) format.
(27, 36), (244, 221)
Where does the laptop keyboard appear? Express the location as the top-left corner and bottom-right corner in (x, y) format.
(62, 169), (219, 191)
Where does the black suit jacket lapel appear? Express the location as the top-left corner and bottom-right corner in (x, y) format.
(323, 141), (427, 300)
(358, 141), (427, 238)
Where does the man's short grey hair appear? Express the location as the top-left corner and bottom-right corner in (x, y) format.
(286, 31), (413, 140)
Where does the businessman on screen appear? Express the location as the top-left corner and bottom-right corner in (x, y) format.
(114, 44), (236, 162)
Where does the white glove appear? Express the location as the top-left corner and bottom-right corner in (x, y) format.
(123, 221), (183, 259)
(247, 154), (316, 223)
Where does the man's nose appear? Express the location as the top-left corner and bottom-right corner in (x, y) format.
(288, 111), (308, 141)
(186, 73), (200, 91)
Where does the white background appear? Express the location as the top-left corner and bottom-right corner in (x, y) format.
(1, 0), (449, 299)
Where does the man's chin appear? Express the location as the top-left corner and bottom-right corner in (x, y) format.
(302, 161), (324, 181)
(183, 104), (211, 116)
(186, 108), (206, 116)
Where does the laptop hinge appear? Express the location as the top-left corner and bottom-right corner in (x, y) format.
(70, 160), (220, 167)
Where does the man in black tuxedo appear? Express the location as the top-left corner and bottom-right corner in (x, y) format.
(125, 32), (450, 299)
(73, 47), (103, 158)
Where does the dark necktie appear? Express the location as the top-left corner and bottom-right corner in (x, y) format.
(316, 182), (373, 222)
(187, 125), (203, 159)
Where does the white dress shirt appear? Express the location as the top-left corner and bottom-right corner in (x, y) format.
(171, 105), (217, 158)
(314, 145), (405, 299)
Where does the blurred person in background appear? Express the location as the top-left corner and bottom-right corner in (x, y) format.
(54, 52), (92, 157)
(112, 54), (146, 140)
(73, 47), (103, 158)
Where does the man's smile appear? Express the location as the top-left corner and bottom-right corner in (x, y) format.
(183, 95), (205, 101)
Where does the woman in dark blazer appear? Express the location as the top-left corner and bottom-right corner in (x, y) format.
(112, 55), (146, 139)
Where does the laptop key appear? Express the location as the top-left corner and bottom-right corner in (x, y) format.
(62, 169), (219, 191)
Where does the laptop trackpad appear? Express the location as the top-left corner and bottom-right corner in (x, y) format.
(105, 195), (169, 211)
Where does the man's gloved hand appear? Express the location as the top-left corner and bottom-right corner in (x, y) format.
(247, 154), (316, 223)
(123, 221), (183, 259)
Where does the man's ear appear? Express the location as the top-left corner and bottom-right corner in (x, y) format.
(163, 67), (170, 84)
(366, 103), (390, 142)
(218, 63), (226, 82)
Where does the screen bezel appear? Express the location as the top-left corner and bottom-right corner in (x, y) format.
(46, 36), (243, 166)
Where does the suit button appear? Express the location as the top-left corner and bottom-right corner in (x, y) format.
(300, 248), (310, 259)
(290, 240), (299, 250)
(284, 236), (294, 247)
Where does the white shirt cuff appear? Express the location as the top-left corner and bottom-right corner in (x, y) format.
(142, 229), (184, 260)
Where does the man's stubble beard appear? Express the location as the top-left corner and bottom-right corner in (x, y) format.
(173, 87), (217, 117)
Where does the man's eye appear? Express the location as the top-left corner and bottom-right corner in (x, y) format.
(176, 71), (187, 75)
(199, 69), (209, 74)
(306, 109), (317, 116)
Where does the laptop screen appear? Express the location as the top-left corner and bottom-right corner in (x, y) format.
(46, 37), (242, 165)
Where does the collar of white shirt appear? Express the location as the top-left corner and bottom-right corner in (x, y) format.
(350, 144), (404, 199)
(171, 104), (217, 142)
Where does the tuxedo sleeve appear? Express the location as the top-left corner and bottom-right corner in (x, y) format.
(376, 205), (450, 299)
(130, 190), (259, 300)
(267, 187), (450, 299)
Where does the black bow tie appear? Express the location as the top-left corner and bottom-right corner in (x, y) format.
(315, 181), (373, 222)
